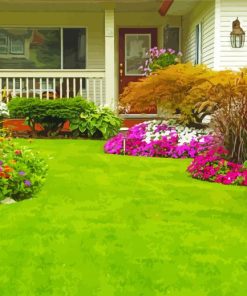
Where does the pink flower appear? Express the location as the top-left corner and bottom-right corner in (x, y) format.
(15, 150), (22, 156)
(187, 149), (247, 186)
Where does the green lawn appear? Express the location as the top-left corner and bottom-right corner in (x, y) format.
(0, 139), (246, 296)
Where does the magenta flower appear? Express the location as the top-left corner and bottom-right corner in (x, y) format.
(104, 121), (214, 159)
(187, 148), (247, 186)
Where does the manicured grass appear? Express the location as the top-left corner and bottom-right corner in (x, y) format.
(0, 139), (246, 296)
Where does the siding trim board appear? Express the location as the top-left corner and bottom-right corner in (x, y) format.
(195, 23), (202, 64)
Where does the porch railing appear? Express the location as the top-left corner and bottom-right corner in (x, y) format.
(0, 69), (106, 106)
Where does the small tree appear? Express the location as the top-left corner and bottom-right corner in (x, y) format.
(120, 63), (240, 125)
(120, 63), (213, 121)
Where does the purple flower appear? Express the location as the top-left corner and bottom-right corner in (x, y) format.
(18, 171), (26, 176)
(24, 180), (31, 187)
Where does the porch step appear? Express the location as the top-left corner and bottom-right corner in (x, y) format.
(123, 118), (158, 128)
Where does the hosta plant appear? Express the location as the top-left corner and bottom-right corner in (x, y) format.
(0, 136), (47, 201)
(70, 106), (122, 139)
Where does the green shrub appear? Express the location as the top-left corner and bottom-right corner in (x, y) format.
(8, 97), (93, 136)
(8, 97), (122, 139)
(70, 107), (122, 139)
(0, 136), (47, 201)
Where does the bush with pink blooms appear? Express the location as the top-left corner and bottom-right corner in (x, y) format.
(187, 147), (247, 186)
(140, 47), (182, 76)
(104, 120), (214, 158)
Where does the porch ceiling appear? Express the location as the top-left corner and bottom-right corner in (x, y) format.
(0, 0), (164, 12)
(166, 0), (207, 16)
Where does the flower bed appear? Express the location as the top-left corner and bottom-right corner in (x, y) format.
(104, 120), (214, 158)
(187, 147), (247, 186)
(0, 137), (47, 201)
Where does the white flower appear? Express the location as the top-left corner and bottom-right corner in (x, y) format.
(202, 115), (212, 124)
(0, 101), (9, 117)
(145, 132), (152, 137)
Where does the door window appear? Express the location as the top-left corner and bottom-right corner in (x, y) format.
(125, 34), (151, 76)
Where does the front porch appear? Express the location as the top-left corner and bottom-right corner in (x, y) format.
(0, 0), (201, 110)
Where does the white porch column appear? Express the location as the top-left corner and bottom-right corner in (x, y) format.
(105, 9), (116, 109)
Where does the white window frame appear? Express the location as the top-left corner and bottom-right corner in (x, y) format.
(0, 33), (8, 54)
(10, 37), (25, 55)
(195, 23), (202, 64)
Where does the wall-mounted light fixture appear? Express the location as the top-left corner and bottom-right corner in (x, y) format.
(230, 18), (245, 48)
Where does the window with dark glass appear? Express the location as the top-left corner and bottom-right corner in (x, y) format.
(164, 27), (180, 52)
(63, 28), (86, 69)
(0, 28), (86, 69)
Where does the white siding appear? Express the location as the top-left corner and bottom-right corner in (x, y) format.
(218, 0), (247, 70)
(182, 0), (215, 68)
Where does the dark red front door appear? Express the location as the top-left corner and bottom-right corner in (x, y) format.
(119, 28), (158, 113)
